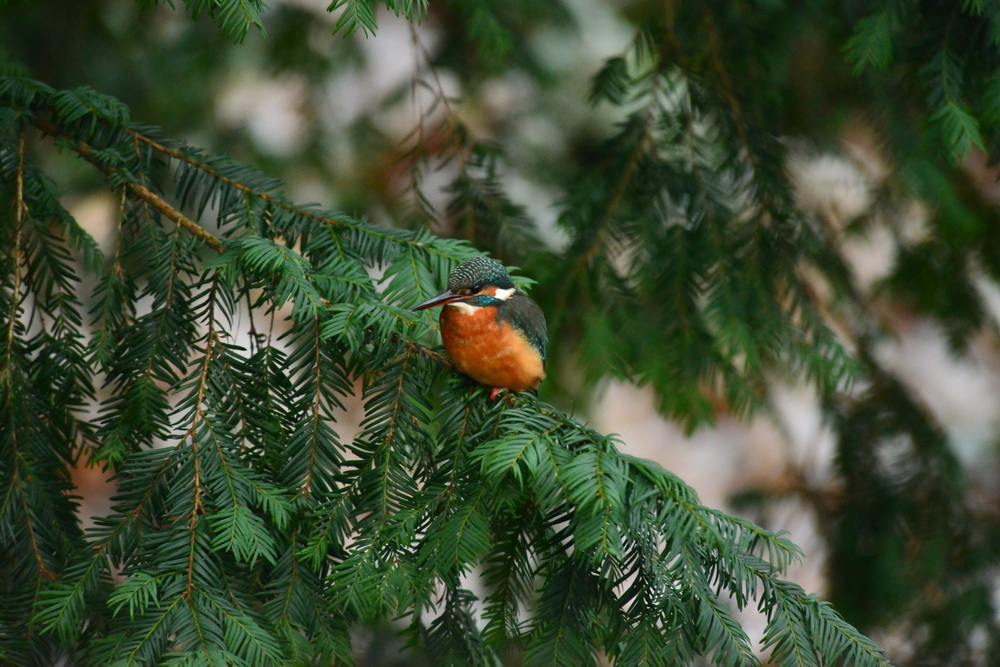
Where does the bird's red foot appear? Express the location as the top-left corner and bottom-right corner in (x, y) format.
(489, 387), (502, 401)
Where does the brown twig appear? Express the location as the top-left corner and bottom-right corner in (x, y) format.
(31, 117), (463, 376)
(3, 127), (26, 387)
(34, 118), (224, 252)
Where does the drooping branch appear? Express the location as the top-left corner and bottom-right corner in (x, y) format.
(2, 126), (26, 388)
(126, 129), (468, 262)
(3, 125), (52, 606)
(33, 119), (224, 252)
(30, 115), (464, 377)
(32, 113), (470, 266)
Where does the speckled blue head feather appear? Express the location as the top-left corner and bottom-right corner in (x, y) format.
(447, 257), (514, 291)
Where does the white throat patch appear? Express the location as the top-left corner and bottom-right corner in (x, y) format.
(447, 301), (478, 315)
(446, 288), (515, 315)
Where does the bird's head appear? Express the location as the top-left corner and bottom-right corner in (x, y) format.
(411, 257), (516, 312)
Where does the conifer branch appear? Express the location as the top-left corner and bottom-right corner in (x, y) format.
(700, 4), (754, 167)
(2, 127), (25, 390)
(445, 401), (475, 495)
(379, 345), (413, 522)
(127, 595), (185, 664)
(302, 317), (324, 499)
(128, 130), (465, 261)
(135, 180), (225, 252)
(184, 332), (215, 597)
(4, 127), (51, 587)
(698, 2), (787, 240)
(578, 103), (657, 268)
(1, 72), (900, 664)
(32, 119), (225, 252)
(402, 337), (453, 369)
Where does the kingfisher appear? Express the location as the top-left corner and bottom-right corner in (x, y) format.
(412, 257), (547, 400)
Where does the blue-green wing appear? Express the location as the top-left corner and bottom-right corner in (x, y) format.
(502, 294), (547, 365)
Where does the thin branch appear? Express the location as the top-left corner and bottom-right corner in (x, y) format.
(301, 315), (326, 499)
(133, 179), (225, 251)
(700, 3), (754, 164)
(36, 114), (464, 384)
(580, 125), (655, 266)
(380, 345), (413, 524)
(33, 118), (224, 252)
(5, 126), (51, 589)
(128, 129), (465, 260)
(3, 126), (26, 389)
(402, 337), (452, 369)
(33, 112), (470, 265)
(184, 330), (216, 597)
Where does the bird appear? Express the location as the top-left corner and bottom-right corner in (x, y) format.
(411, 257), (547, 400)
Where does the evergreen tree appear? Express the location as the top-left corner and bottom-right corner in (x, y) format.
(2, 0), (999, 664)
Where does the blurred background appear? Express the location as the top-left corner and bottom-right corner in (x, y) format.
(6, 0), (1000, 663)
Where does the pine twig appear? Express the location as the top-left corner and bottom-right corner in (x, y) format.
(33, 118), (224, 252)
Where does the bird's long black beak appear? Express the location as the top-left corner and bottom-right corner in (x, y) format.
(411, 290), (470, 312)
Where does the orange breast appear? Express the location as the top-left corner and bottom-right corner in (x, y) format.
(440, 305), (545, 392)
